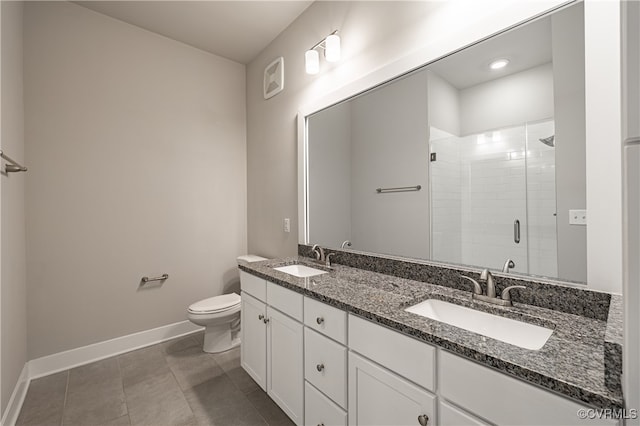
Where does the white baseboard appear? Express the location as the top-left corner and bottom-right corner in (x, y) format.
(29, 320), (203, 380)
(1, 320), (202, 425)
(1, 363), (29, 426)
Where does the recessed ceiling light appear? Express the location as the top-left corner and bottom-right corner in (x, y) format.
(489, 59), (509, 70)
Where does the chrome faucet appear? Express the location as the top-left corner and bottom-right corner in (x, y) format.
(311, 244), (325, 262)
(325, 252), (335, 268)
(341, 240), (352, 249)
(460, 269), (526, 307)
(311, 244), (335, 268)
(502, 259), (515, 273)
(480, 269), (496, 298)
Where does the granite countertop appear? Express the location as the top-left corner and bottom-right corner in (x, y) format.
(238, 256), (624, 410)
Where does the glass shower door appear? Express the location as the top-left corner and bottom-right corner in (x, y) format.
(525, 119), (558, 278)
(430, 125), (529, 273)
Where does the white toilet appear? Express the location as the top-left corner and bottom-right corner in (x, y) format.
(187, 255), (266, 353)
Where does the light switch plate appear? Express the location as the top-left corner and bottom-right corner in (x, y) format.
(569, 209), (587, 225)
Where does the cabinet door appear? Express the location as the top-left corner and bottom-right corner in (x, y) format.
(348, 352), (436, 426)
(241, 292), (267, 391)
(267, 306), (304, 426)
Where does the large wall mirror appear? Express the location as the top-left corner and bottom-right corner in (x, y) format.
(304, 2), (587, 283)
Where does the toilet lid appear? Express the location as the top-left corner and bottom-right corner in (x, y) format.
(188, 293), (241, 314)
(237, 255), (267, 263)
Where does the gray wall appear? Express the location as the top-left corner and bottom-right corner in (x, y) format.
(459, 63), (554, 136)
(246, 1), (446, 258)
(427, 71), (460, 137)
(308, 71), (430, 258)
(1, 0), (27, 415)
(350, 72), (430, 258)
(552, 3), (587, 283)
(24, 2), (247, 359)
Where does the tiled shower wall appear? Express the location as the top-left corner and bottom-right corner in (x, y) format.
(430, 119), (557, 277)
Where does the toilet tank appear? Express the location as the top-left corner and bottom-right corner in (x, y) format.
(237, 255), (267, 263)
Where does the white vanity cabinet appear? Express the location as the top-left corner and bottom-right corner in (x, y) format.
(305, 381), (348, 426)
(266, 305), (303, 425)
(439, 351), (619, 426)
(305, 328), (347, 407)
(438, 400), (489, 426)
(241, 271), (619, 426)
(349, 314), (619, 426)
(348, 314), (436, 426)
(303, 296), (348, 426)
(349, 352), (436, 426)
(240, 291), (267, 390)
(240, 272), (304, 426)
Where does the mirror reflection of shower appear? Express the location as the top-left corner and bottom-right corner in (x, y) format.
(430, 119), (557, 278)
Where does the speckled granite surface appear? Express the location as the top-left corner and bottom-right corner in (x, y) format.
(604, 295), (623, 391)
(298, 244), (612, 320)
(239, 256), (624, 410)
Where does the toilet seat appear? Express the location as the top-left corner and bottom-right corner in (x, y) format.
(188, 293), (241, 314)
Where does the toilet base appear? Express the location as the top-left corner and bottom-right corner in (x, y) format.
(202, 323), (241, 353)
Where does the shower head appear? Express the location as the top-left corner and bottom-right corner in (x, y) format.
(539, 135), (555, 147)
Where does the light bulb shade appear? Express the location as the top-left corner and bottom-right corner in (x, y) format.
(325, 34), (341, 62)
(305, 49), (319, 74)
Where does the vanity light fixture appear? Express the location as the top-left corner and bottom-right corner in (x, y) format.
(489, 58), (509, 70)
(305, 30), (340, 75)
(325, 34), (341, 62)
(305, 49), (320, 75)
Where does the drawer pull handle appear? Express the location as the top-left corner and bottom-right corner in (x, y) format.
(316, 317), (324, 325)
(316, 363), (324, 372)
(317, 424), (325, 426)
(418, 414), (429, 426)
(258, 314), (264, 320)
(263, 317), (270, 324)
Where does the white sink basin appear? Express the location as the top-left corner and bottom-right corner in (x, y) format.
(405, 299), (553, 350)
(273, 264), (328, 278)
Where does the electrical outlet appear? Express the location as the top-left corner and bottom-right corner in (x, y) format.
(283, 218), (290, 233)
(569, 209), (587, 225)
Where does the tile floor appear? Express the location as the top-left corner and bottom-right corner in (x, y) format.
(16, 333), (294, 426)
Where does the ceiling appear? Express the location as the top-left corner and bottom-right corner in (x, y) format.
(74, 1), (314, 64)
(428, 15), (553, 89)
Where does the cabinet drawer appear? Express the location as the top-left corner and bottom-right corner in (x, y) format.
(240, 271), (267, 301)
(304, 297), (347, 344)
(267, 281), (303, 321)
(439, 400), (489, 426)
(348, 314), (435, 391)
(305, 328), (347, 408)
(305, 381), (347, 426)
(440, 351), (618, 426)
